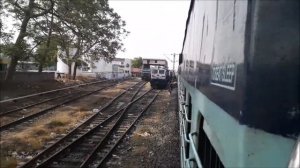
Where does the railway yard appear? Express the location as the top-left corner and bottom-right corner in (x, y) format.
(0, 78), (180, 168)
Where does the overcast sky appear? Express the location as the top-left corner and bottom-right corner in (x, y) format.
(2, 1), (190, 70)
(109, 0), (190, 69)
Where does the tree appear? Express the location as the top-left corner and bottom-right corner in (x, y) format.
(3, 0), (54, 81)
(53, 0), (128, 80)
(132, 57), (143, 68)
(2, 0), (128, 81)
(34, 39), (58, 72)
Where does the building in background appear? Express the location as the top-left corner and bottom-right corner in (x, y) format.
(131, 68), (141, 77)
(92, 58), (132, 79)
(0, 54), (10, 72)
(56, 48), (132, 79)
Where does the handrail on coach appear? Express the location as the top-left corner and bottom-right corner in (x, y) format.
(179, 86), (202, 168)
(188, 132), (203, 168)
(183, 104), (192, 123)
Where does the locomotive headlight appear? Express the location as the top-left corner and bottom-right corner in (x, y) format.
(289, 136), (300, 168)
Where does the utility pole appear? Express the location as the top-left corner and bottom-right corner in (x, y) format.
(163, 53), (179, 81)
(173, 53), (176, 72)
(163, 53), (179, 72)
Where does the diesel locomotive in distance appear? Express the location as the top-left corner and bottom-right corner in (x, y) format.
(178, 0), (299, 168)
(141, 58), (168, 81)
(150, 67), (170, 89)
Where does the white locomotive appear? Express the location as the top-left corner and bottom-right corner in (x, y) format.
(150, 67), (170, 89)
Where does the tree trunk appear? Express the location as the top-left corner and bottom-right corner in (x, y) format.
(4, 56), (18, 81)
(42, 8), (54, 70)
(68, 62), (72, 79)
(5, 0), (54, 81)
(38, 64), (43, 72)
(4, 0), (34, 81)
(72, 62), (77, 80)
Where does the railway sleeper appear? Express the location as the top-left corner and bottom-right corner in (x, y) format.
(126, 115), (138, 118)
(117, 127), (128, 131)
(89, 121), (103, 126)
(93, 117), (107, 121)
(111, 134), (121, 140)
(80, 143), (96, 149)
(116, 130), (126, 134)
(121, 121), (133, 126)
(107, 138), (118, 145)
(99, 126), (110, 130)
(57, 158), (82, 166)
(118, 127), (130, 132)
(97, 150), (110, 156)
(77, 130), (90, 135)
(91, 135), (103, 139)
(91, 120), (105, 124)
(93, 131), (108, 136)
(65, 152), (85, 160)
(80, 128), (92, 132)
(73, 134), (83, 139)
(50, 164), (70, 168)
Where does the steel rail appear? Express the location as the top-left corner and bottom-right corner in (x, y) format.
(0, 83), (117, 132)
(35, 84), (149, 168)
(92, 90), (160, 168)
(0, 80), (108, 103)
(20, 81), (146, 168)
(0, 90), (83, 117)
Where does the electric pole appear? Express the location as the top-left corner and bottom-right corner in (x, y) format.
(173, 53), (176, 72)
(163, 53), (179, 72)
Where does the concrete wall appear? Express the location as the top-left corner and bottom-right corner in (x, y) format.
(56, 46), (132, 80)
(92, 58), (132, 79)
(123, 58), (132, 76)
(0, 72), (55, 82)
(92, 59), (113, 73)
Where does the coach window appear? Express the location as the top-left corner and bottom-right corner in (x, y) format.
(184, 88), (186, 101)
(152, 69), (158, 74)
(197, 114), (224, 168)
(187, 94), (192, 131)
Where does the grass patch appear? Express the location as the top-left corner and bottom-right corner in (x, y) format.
(78, 107), (89, 111)
(30, 126), (48, 136)
(0, 156), (17, 168)
(6, 133), (43, 152)
(46, 120), (66, 128)
(71, 110), (92, 119)
(132, 134), (147, 146)
(0, 102), (96, 163)
(45, 113), (70, 129)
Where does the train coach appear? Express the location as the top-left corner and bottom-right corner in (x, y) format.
(178, 0), (299, 168)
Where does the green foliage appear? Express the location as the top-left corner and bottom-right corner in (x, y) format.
(0, 43), (15, 57)
(1, 41), (31, 60)
(2, 0), (128, 80)
(132, 57), (143, 68)
(54, 0), (128, 62)
(34, 39), (58, 67)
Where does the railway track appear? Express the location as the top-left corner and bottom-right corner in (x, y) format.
(0, 80), (127, 132)
(82, 89), (160, 168)
(0, 80), (110, 113)
(19, 82), (159, 168)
